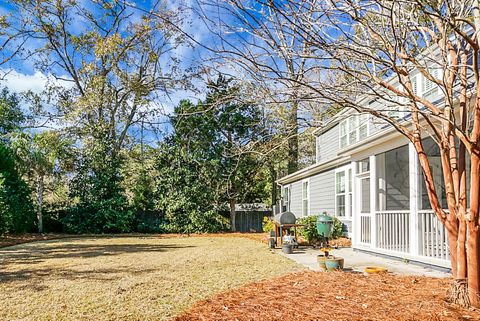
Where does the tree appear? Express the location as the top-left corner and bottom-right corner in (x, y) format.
(0, 143), (35, 234)
(203, 76), (267, 230)
(11, 131), (71, 233)
(196, 0), (326, 174)
(0, 88), (24, 137)
(157, 77), (269, 232)
(207, 0), (480, 306)
(10, 0), (192, 223)
(0, 87), (35, 234)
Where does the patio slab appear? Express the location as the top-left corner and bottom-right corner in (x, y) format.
(279, 247), (450, 278)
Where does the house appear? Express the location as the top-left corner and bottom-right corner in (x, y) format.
(276, 71), (454, 269)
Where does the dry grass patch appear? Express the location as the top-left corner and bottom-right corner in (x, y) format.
(0, 236), (303, 320)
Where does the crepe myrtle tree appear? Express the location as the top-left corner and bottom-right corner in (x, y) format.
(204, 0), (480, 306)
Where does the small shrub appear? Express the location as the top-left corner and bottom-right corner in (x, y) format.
(298, 213), (345, 244)
(331, 216), (344, 239)
(262, 217), (274, 233)
(297, 215), (320, 243)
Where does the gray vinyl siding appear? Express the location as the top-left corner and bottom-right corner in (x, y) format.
(367, 114), (388, 136)
(289, 181), (303, 218)
(316, 125), (339, 163)
(309, 169), (335, 216)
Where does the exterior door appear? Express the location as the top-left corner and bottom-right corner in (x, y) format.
(357, 171), (372, 245)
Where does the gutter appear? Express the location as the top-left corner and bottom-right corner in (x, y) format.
(276, 155), (351, 185)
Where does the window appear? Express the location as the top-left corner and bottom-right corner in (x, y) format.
(422, 69), (441, 100)
(357, 158), (370, 174)
(339, 114), (369, 148)
(302, 180), (309, 217)
(423, 69), (439, 93)
(282, 186), (290, 211)
(411, 76), (418, 95)
(348, 116), (358, 145)
(336, 171), (346, 216)
(335, 166), (353, 217)
(359, 119), (368, 140)
(340, 121), (348, 148)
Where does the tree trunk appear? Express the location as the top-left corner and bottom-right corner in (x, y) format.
(269, 164), (277, 209)
(36, 175), (44, 233)
(467, 221), (480, 306)
(287, 101), (298, 174)
(229, 198), (236, 232)
(467, 150), (480, 306)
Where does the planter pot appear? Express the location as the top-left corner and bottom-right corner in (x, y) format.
(365, 266), (388, 274)
(282, 243), (293, 254)
(325, 257), (344, 271)
(317, 255), (327, 271)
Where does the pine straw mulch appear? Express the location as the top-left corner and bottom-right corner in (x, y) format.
(174, 271), (480, 321)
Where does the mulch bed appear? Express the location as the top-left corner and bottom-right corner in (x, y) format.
(174, 271), (480, 321)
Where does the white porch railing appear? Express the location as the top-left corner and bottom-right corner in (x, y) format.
(360, 215), (371, 244)
(376, 210), (410, 253)
(418, 210), (450, 260)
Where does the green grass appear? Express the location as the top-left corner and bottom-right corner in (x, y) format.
(0, 236), (303, 320)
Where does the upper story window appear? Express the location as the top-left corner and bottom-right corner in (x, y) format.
(339, 114), (369, 148)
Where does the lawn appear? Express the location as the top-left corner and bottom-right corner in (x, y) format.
(0, 235), (303, 320)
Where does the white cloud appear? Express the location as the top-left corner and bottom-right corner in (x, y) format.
(1, 69), (72, 93)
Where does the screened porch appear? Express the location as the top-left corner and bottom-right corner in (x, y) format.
(353, 139), (453, 267)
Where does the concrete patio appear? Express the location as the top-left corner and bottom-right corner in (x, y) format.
(279, 247), (450, 278)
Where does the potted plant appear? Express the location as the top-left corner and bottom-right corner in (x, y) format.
(317, 246), (344, 271)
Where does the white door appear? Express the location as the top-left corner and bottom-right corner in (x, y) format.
(357, 174), (371, 245)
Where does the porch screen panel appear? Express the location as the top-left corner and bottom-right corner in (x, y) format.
(361, 178), (370, 213)
(419, 138), (448, 210)
(384, 145), (410, 210)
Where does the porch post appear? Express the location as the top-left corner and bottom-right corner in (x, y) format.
(351, 161), (358, 247)
(409, 142), (419, 256)
(370, 155), (377, 248)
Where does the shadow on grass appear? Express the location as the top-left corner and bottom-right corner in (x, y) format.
(0, 265), (160, 286)
(0, 241), (195, 284)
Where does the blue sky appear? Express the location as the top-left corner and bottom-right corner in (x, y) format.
(0, 0), (224, 142)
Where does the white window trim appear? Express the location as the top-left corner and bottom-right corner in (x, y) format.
(282, 185), (291, 211)
(302, 179), (310, 217)
(339, 114), (370, 149)
(335, 165), (353, 219)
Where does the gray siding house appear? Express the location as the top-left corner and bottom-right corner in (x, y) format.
(277, 72), (452, 269)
